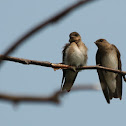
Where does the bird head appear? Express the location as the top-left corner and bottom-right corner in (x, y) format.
(94, 39), (110, 50)
(69, 32), (81, 43)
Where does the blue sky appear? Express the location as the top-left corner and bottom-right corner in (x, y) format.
(0, 0), (126, 126)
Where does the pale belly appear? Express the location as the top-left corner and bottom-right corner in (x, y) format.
(102, 51), (118, 92)
(102, 52), (118, 69)
(65, 44), (87, 67)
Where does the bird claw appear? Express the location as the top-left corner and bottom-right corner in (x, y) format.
(97, 64), (101, 66)
(70, 66), (76, 72)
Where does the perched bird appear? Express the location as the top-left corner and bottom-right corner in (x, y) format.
(61, 32), (88, 92)
(95, 39), (122, 104)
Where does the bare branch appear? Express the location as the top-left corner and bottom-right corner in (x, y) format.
(0, 0), (95, 65)
(1, 55), (126, 80)
(0, 55), (52, 67)
(0, 85), (99, 105)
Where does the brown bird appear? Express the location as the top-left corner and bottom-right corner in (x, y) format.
(61, 32), (88, 92)
(95, 39), (122, 104)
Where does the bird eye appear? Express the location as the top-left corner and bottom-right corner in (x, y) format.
(99, 39), (103, 42)
(74, 34), (78, 36)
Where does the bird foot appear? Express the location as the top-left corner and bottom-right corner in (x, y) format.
(70, 66), (76, 72)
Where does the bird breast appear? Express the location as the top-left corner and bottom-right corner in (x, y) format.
(102, 50), (118, 93)
(65, 42), (87, 67)
(102, 50), (118, 69)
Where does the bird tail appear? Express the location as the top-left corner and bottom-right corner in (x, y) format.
(109, 86), (122, 100)
(109, 90), (121, 100)
(62, 82), (73, 92)
(61, 71), (78, 92)
(109, 74), (122, 100)
(112, 89), (122, 100)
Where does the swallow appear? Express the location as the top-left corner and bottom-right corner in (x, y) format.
(95, 39), (122, 103)
(61, 32), (88, 92)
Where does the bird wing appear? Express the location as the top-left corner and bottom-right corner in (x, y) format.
(62, 70), (78, 92)
(61, 43), (70, 89)
(112, 44), (122, 99)
(61, 43), (79, 92)
(96, 50), (110, 103)
(62, 43), (70, 63)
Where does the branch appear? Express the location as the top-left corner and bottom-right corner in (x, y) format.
(1, 55), (126, 81)
(0, 0), (95, 65)
(0, 85), (99, 105)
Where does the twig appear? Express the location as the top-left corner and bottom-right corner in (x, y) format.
(0, 55), (126, 79)
(0, 85), (99, 105)
(0, 0), (95, 65)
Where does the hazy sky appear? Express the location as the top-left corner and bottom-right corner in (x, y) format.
(0, 0), (126, 126)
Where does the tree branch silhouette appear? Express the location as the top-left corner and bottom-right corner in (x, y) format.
(0, 0), (95, 66)
(0, 85), (99, 105)
(0, 54), (126, 82)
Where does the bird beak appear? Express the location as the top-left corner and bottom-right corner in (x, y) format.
(94, 42), (99, 46)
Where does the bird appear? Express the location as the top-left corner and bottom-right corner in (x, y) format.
(95, 39), (122, 104)
(61, 32), (88, 92)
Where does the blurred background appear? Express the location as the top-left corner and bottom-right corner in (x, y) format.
(0, 0), (126, 126)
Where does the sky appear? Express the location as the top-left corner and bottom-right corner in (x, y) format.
(0, 0), (126, 126)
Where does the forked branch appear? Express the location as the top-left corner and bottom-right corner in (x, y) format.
(0, 85), (99, 105)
